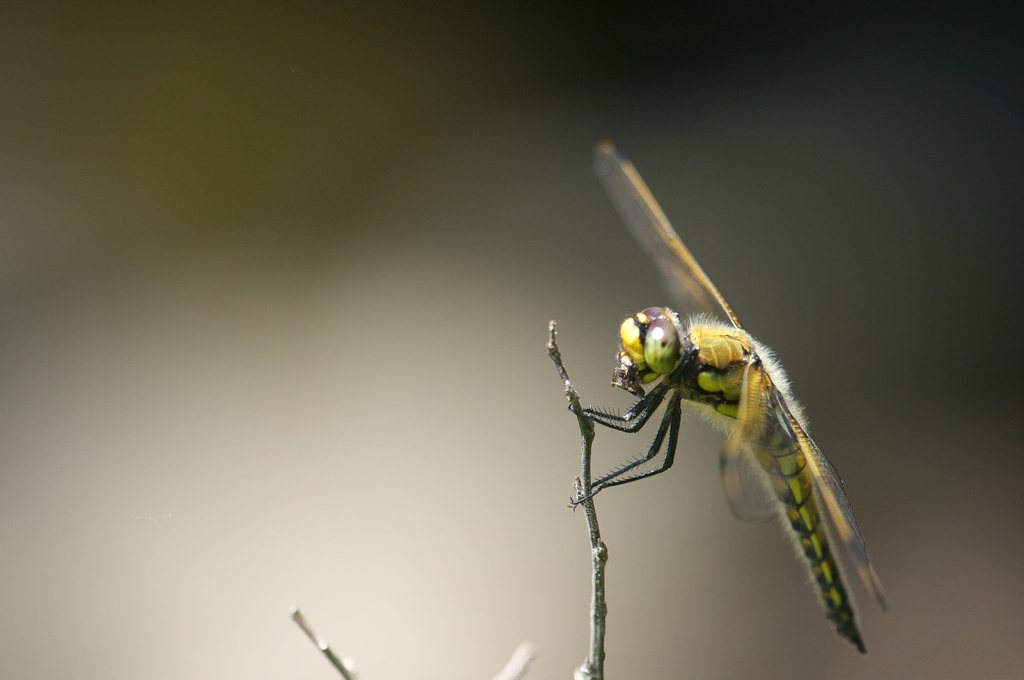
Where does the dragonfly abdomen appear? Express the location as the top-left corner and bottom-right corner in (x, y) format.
(757, 432), (865, 652)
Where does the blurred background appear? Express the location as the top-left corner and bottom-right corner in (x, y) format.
(0, 2), (1021, 678)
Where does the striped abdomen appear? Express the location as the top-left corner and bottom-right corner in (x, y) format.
(753, 419), (864, 652)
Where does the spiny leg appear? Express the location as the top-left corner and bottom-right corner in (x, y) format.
(595, 394), (683, 492)
(572, 393), (683, 507)
(579, 382), (669, 433)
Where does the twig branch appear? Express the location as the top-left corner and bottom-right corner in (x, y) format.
(492, 641), (539, 680)
(547, 321), (607, 680)
(290, 607), (358, 680)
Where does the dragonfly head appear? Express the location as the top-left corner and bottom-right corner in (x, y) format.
(612, 307), (682, 397)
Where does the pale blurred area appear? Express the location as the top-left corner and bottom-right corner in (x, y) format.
(0, 3), (1022, 679)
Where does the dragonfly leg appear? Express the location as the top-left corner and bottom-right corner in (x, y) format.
(578, 383), (668, 433)
(594, 394), (682, 492)
(572, 394), (682, 507)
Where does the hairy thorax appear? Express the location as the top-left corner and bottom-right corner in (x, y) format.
(683, 325), (754, 426)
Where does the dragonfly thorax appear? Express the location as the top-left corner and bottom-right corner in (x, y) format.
(689, 325), (751, 371)
(687, 324), (754, 421)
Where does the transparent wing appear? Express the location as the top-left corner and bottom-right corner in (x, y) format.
(593, 141), (741, 328)
(720, 360), (777, 522)
(719, 444), (778, 523)
(771, 389), (889, 611)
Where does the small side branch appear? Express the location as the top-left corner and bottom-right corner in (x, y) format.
(547, 321), (607, 680)
(492, 641), (539, 680)
(291, 607), (358, 680)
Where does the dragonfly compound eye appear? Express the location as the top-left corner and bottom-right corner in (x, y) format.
(644, 315), (680, 375)
(619, 317), (646, 367)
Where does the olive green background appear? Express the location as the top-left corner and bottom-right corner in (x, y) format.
(0, 3), (1021, 678)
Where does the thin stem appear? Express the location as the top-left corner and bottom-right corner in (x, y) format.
(547, 321), (607, 680)
(492, 642), (539, 680)
(290, 607), (358, 680)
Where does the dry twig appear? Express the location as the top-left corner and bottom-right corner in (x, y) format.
(547, 321), (607, 680)
(291, 607), (358, 680)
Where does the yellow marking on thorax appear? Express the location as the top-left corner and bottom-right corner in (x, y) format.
(715, 403), (738, 418)
(689, 327), (751, 417)
(689, 327), (750, 370)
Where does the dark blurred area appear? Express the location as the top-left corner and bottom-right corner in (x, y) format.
(0, 2), (1021, 679)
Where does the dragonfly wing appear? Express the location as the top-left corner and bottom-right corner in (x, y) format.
(774, 392), (889, 611)
(720, 359), (777, 522)
(720, 444), (778, 523)
(593, 141), (741, 328)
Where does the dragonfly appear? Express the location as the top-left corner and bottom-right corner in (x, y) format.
(580, 141), (887, 653)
